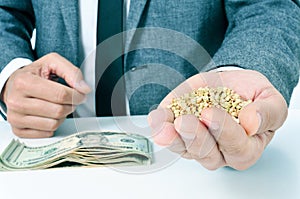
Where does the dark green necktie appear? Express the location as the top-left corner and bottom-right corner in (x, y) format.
(95, 0), (126, 116)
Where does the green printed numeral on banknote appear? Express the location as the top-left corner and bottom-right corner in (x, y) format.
(0, 131), (152, 171)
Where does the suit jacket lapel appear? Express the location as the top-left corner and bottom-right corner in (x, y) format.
(125, 0), (148, 65)
(58, 0), (80, 66)
(126, 0), (149, 30)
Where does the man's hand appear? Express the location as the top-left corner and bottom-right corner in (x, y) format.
(148, 70), (287, 170)
(2, 53), (91, 138)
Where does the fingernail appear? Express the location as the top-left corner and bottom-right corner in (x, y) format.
(255, 112), (262, 133)
(201, 117), (219, 131)
(75, 80), (91, 93)
(210, 121), (220, 131)
(179, 131), (196, 140)
(203, 119), (221, 140)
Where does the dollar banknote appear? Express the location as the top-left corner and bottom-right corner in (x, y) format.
(0, 131), (152, 171)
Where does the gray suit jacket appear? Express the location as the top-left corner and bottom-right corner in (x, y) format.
(0, 0), (300, 115)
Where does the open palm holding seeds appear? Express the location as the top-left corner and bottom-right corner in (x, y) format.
(167, 87), (252, 123)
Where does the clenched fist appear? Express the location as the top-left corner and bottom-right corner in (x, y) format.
(2, 53), (91, 138)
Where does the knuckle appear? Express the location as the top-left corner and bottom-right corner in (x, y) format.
(69, 67), (82, 84)
(6, 98), (27, 113)
(48, 52), (59, 59)
(44, 131), (54, 138)
(53, 105), (73, 118)
(197, 156), (224, 171)
(204, 159), (225, 170)
(47, 120), (60, 131)
(6, 115), (14, 125)
(204, 165), (219, 171)
(12, 127), (31, 138)
(56, 88), (69, 102)
(6, 112), (20, 126)
(231, 163), (251, 171)
(53, 106), (66, 118)
(11, 127), (25, 138)
(197, 157), (218, 171)
(6, 98), (19, 110)
(13, 75), (28, 91)
(73, 67), (80, 74)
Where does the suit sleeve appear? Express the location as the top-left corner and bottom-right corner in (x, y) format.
(212, 0), (300, 105)
(0, 0), (35, 71)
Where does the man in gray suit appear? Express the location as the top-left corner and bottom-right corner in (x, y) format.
(0, 0), (299, 170)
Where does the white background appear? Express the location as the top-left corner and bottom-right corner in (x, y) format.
(288, 82), (300, 109)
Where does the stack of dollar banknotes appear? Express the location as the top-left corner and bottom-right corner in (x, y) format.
(0, 131), (152, 171)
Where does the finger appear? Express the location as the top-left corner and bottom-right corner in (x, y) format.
(174, 115), (226, 169)
(148, 108), (186, 155)
(8, 97), (75, 119)
(36, 53), (91, 94)
(174, 115), (216, 157)
(239, 95), (287, 136)
(151, 122), (180, 146)
(148, 108), (178, 146)
(195, 144), (227, 170)
(7, 112), (65, 132)
(14, 74), (86, 105)
(201, 107), (264, 170)
(11, 127), (54, 138)
(201, 107), (249, 152)
(167, 135), (188, 157)
(148, 108), (174, 129)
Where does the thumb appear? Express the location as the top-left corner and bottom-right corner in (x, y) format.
(38, 53), (91, 94)
(239, 97), (288, 136)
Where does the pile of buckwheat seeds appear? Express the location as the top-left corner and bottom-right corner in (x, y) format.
(167, 87), (252, 122)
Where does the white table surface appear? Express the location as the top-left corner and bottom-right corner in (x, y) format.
(0, 112), (299, 199)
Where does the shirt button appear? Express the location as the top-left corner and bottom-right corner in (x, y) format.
(130, 67), (137, 72)
(130, 65), (148, 72)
